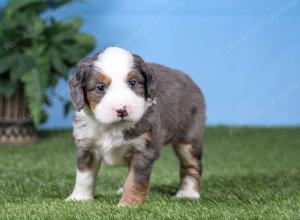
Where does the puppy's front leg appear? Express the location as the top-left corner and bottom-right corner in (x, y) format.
(66, 147), (101, 201)
(118, 149), (157, 207)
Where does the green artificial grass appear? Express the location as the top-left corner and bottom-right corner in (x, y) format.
(0, 127), (300, 220)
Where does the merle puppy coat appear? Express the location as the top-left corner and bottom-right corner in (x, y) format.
(67, 47), (205, 206)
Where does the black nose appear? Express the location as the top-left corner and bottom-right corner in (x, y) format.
(116, 107), (128, 119)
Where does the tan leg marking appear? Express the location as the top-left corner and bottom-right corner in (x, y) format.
(118, 164), (149, 207)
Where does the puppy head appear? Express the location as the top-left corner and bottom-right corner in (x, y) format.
(69, 47), (156, 125)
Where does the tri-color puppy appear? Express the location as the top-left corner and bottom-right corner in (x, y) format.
(67, 47), (206, 206)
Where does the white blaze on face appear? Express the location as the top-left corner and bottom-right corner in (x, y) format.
(93, 47), (146, 125)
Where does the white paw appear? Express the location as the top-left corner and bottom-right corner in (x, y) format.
(175, 190), (200, 199)
(117, 203), (126, 208)
(65, 193), (94, 202)
(117, 187), (124, 194)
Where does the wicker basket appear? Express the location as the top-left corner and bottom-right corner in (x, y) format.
(0, 88), (37, 145)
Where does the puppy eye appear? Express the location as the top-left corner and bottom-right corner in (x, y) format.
(128, 79), (137, 88)
(96, 83), (105, 92)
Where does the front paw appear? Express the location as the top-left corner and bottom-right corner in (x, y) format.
(118, 198), (144, 207)
(66, 193), (94, 202)
(175, 189), (200, 199)
(117, 201), (140, 207)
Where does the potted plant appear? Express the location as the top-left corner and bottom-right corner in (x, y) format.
(0, 0), (95, 145)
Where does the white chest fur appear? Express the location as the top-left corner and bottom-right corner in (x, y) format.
(96, 127), (129, 165)
(73, 110), (145, 166)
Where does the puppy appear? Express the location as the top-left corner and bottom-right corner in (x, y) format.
(67, 47), (205, 206)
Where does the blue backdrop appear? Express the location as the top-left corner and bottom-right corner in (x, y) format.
(3, 0), (300, 128)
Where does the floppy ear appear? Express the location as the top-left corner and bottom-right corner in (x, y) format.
(68, 60), (92, 111)
(133, 54), (156, 100)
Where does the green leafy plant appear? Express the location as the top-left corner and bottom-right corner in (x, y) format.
(0, 0), (95, 126)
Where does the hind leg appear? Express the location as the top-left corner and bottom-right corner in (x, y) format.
(173, 142), (203, 199)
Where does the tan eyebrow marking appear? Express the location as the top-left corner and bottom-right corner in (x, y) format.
(126, 71), (137, 81)
(98, 73), (111, 86)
